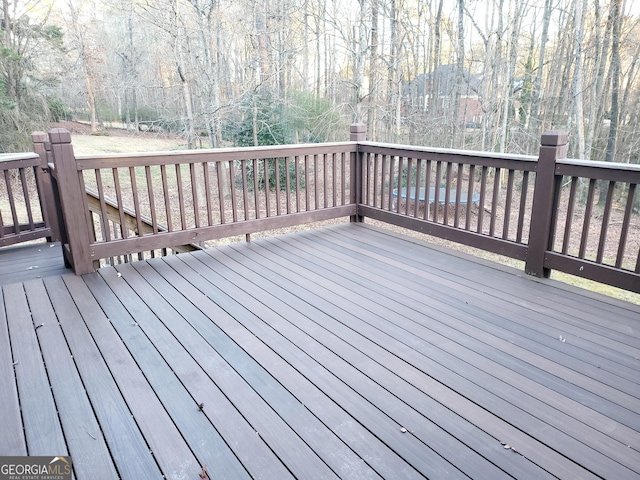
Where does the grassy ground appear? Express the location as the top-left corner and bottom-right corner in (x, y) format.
(70, 133), (187, 155)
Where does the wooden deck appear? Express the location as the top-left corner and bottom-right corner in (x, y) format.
(1, 223), (639, 479)
(0, 241), (71, 286)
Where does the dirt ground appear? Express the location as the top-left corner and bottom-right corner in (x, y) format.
(52, 121), (189, 155)
(49, 122), (640, 305)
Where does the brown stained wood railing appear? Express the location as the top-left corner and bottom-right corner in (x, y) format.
(356, 141), (538, 261)
(0, 152), (52, 247)
(36, 125), (640, 293)
(46, 128), (357, 273)
(545, 158), (640, 292)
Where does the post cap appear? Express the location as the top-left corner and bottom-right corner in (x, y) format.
(541, 130), (568, 147)
(350, 123), (366, 141)
(32, 131), (48, 142)
(48, 128), (72, 144)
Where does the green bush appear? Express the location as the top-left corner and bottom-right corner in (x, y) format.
(236, 157), (305, 192)
(47, 97), (72, 122)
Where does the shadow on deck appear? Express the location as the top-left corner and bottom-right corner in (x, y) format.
(1, 223), (638, 479)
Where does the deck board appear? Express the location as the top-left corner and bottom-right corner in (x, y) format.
(181, 250), (466, 479)
(0, 288), (26, 455)
(246, 230), (638, 476)
(3, 282), (68, 456)
(23, 279), (119, 478)
(71, 272), (203, 479)
(0, 242), (70, 286)
(292, 231), (640, 400)
(259, 235), (640, 429)
(110, 261), (293, 480)
(218, 236), (621, 478)
(1, 223), (639, 479)
(197, 245), (544, 479)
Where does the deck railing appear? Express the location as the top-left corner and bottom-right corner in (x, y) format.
(25, 125), (640, 293)
(40, 128), (357, 273)
(0, 147), (57, 248)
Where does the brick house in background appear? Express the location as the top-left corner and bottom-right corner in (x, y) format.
(403, 64), (484, 126)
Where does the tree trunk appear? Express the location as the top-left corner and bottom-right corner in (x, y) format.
(604, 0), (622, 165)
(528, 0), (552, 147)
(452, 0), (465, 148)
(67, 0), (98, 133)
(571, 0), (587, 160)
(367, 0), (379, 140)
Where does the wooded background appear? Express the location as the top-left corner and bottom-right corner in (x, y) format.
(2, 0), (639, 164)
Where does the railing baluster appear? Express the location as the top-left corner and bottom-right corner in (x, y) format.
(433, 161), (442, 222)
(444, 162), (452, 226)
(579, 178), (597, 259)
(4, 170), (19, 233)
(274, 158), (282, 216)
(396, 156), (403, 214)
(228, 161), (238, 222)
(296, 156), (302, 212)
(365, 152), (371, 206)
(387, 155), (394, 212)
(323, 153), (328, 208)
(465, 165), (475, 230)
(160, 164), (173, 232)
(112, 168), (128, 239)
(285, 157), (291, 214)
(175, 164), (187, 230)
(95, 170), (111, 242)
(424, 159), (432, 220)
(516, 171), (529, 243)
(253, 159), (260, 220)
(489, 168), (500, 237)
(19, 168), (35, 230)
(304, 155), (310, 211)
(264, 159), (271, 217)
(616, 184), (636, 268)
(312, 155), (318, 211)
(145, 166), (159, 234)
(371, 153), (378, 208)
(596, 181), (615, 264)
(191, 162), (201, 227)
(502, 169), (515, 240)
(454, 163), (463, 228)
(341, 152), (347, 206)
(561, 177), (578, 254)
(379, 154), (386, 209)
(202, 163), (213, 226)
(217, 162), (227, 224)
(332, 153), (337, 208)
(129, 167), (144, 237)
(404, 157), (412, 216)
(414, 159), (422, 218)
(477, 166), (488, 234)
(241, 160), (249, 221)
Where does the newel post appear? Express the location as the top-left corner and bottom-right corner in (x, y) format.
(350, 123), (366, 222)
(525, 130), (568, 278)
(32, 132), (62, 242)
(48, 128), (96, 275)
